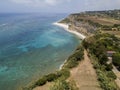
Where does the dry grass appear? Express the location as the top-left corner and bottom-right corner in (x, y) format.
(78, 16), (120, 26)
(102, 31), (120, 38)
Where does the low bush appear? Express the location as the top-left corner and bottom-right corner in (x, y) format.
(113, 53), (120, 69)
(95, 65), (117, 90)
(50, 80), (69, 90)
(105, 63), (113, 71)
(64, 57), (79, 69)
(35, 76), (47, 86)
(64, 45), (84, 69)
(50, 80), (78, 90)
(90, 54), (118, 90)
(56, 69), (70, 80)
(45, 73), (57, 82)
(107, 71), (117, 80)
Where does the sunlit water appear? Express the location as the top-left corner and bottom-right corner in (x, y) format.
(0, 13), (81, 90)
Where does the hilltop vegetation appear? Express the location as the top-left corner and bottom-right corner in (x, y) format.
(83, 33), (120, 90)
(83, 33), (120, 69)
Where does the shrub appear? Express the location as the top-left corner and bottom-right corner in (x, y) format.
(99, 53), (108, 64)
(64, 57), (78, 68)
(35, 76), (47, 86)
(45, 73), (57, 82)
(96, 68), (117, 90)
(107, 71), (117, 80)
(64, 45), (84, 69)
(50, 80), (69, 90)
(105, 63), (113, 71)
(50, 80), (78, 90)
(56, 69), (70, 80)
(113, 53), (120, 67)
(93, 62), (100, 69)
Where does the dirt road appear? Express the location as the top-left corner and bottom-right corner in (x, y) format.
(69, 50), (101, 90)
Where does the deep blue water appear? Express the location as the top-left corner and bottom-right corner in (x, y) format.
(0, 13), (81, 90)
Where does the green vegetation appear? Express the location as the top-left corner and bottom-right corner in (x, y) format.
(113, 53), (120, 70)
(105, 63), (113, 71)
(83, 33), (120, 90)
(63, 45), (84, 69)
(87, 20), (102, 27)
(50, 80), (78, 90)
(59, 18), (71, 24)
(82, 10), (120, 20)
(89, 54), (118, 90)
(100, 24), (120, 31)
(50, 80), (70, 90)
(107, 71), (117, 80)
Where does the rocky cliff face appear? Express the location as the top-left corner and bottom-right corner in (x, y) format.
(60, 14), (97, 36)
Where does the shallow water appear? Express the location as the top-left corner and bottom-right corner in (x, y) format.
(0, 13), (81, 90)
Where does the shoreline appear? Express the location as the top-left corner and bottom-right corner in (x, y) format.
(31, 21), (86, 90)
(59, 59), (67, 70)
(53, 21), (86, 70)
(53, 22), (86, 40)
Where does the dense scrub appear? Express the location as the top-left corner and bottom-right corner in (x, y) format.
(83, 33), (120, 90)
(90, 55), (118, 90)
(113, 53), (120, 70)
(63, 45), (84, 69)
(83, 33), (120, 67)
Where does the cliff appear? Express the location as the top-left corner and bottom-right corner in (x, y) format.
(59, 14), (96, 36)
(59, 9), (120, 37)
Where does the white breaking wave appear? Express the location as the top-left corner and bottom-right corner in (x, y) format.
(0, 24), (7, 27)
(53, 22), (86, 40)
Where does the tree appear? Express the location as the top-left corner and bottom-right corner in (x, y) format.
(113, 53), (120, 68)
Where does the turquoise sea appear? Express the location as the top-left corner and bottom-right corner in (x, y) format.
(0, 13), (81, 90)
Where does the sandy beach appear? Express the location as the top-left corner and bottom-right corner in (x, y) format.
(53, 22), (86, 40)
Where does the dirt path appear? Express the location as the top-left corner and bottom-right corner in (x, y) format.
(69, 50), (101, 90)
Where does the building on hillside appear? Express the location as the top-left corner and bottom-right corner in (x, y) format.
(107, 51), (116, 57)
(107, 51), (116, 64)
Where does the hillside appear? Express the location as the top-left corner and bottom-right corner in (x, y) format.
(60, 9), (120, 37)
(56, 9), (120, 90)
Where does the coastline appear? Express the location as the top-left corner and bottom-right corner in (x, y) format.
(59, 59), (67, 70)
(30, 21), (85, 90)
(53, 22), (86, 40)
(53, 21), (86, 70)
